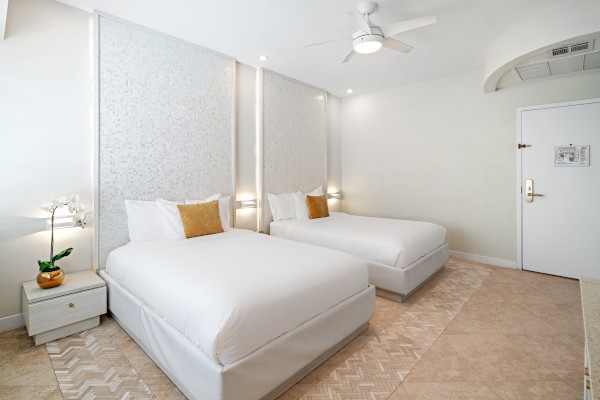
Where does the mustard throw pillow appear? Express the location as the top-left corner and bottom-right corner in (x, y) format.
(177, 201), (224, 238)
(306, 195), (329, 219)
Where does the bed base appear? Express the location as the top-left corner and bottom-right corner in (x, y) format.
(262, 321), (368, 400)
(375, 265), (445, 302)
(368, 242), (449, 302)
(99, 271), (375, 400)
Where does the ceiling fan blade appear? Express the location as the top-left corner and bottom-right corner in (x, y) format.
(342, 48), (356, 64)
(382, 37), (413, 53)
(348, 10), (372, 33)
(381, 15), (437, 37)
(304, 37), (351, 47)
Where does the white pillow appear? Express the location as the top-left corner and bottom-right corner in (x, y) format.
(267, 192), (298, 221)
(186, 196), (231, 231)
(309, 186), (324, 196)
(155, 199), (186, 239)
(124, 200), (167, 242)
(293, 186), (325, 220)
(157, 194), (220, 239)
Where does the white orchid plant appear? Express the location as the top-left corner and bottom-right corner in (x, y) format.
(38, 194), (88, 272)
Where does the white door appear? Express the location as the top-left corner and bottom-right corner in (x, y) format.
(519, 99), (600, 279)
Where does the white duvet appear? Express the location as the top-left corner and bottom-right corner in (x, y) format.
(270, 213), (447, 269)
(105, 229), (368, 366)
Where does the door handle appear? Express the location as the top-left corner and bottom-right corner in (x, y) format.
(525, 179), (544, 203)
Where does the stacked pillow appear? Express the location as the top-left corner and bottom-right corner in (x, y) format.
(177, 201), (223, 239)
(126, 185), (331, 241)
(124, 200), (168, 242)
(125, 194), (231, 242)
(306, 194), (329, 219)
(267, 186), (328, 222)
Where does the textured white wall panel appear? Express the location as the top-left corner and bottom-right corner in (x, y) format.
(261, 71), (327, 231)
(98, 16), (234, 267)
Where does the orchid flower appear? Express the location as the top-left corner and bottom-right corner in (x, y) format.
(38, 194), (88, 272)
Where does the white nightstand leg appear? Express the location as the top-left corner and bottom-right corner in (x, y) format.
(33, 316), (100, 345)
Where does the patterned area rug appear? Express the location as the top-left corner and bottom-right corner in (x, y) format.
(42, 259), (490, 400)
(46, 329), (153, 399)
(278, 259), (491, 399)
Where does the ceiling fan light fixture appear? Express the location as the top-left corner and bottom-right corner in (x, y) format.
(352, 27), (384, 54)
(305, 1), (437, 64)
(354, 39), (382, 54)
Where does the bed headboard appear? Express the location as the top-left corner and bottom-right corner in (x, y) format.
(95, 14), (235, 268)
(260, 70), (328, 232)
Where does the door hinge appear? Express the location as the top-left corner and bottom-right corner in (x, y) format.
(518, 144), (531, 149)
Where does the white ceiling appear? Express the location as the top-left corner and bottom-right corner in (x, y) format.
(55, 0), (569, 97)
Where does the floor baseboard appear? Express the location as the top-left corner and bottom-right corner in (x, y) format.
(449, 250), (516, 269)
(0, 313), (24, 332)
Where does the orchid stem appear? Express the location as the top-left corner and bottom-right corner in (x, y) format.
(50, 209), (55, 266)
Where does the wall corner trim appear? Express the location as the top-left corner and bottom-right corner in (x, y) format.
(0, 313), (25, 333)
(0, 0), (8, 41)
(449, 250), (517, 269)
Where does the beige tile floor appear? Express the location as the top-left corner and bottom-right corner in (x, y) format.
(0, 259), (583, 399)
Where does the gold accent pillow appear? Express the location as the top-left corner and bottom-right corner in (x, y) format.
(177, 201), (224, 238)
(306, 195), (329, 219)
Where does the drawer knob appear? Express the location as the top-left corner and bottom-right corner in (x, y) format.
(68, 303), (74, 308)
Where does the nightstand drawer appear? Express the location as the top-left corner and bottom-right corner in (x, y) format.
(26, 286), (107, 336)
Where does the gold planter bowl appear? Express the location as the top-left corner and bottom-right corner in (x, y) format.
(37, 269), (65, 289)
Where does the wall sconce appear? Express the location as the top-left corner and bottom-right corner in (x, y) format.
(236, 199), (257, 209)
(327, 191), (343, 200)
(46, 215), (77, 230)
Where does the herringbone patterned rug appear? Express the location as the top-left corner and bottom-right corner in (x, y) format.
(279, 259), (491, 400)
(42, 259), (490, 400)
(46, 329), (153, 399)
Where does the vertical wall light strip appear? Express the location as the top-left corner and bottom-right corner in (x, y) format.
(231, 61), (238, 228)
(91, 13), (99, 269)
(255, 68), (264, 232)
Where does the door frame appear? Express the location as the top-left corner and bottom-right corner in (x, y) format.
(516, 97), (600, 271)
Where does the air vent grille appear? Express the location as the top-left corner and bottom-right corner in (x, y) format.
(552, 47), (569, 56)
(549, 55), (584, 75)
(515, 50), (600, 81)
(584, 51), (600, 70)
(515, 62), (550, 80)
(550, 40), (593, 57)
(571, 42), (589, 53)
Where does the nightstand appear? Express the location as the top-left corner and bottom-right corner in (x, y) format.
(22, 270), (107, 345)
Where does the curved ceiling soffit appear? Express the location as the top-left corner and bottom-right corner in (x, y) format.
(483, 0), (600, 93)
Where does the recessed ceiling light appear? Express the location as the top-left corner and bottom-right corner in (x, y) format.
(259, 55), (269, 62)
(346, 88), (353, 94)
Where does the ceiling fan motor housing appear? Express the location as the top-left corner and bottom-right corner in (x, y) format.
(357, 1), (378, 16)
(352, 26), (384, 54)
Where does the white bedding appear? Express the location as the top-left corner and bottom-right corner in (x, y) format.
(105, 229), (368, 366)
(270, 213), (447, 269)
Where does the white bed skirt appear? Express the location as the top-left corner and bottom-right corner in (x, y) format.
(99, 271), (375, 400)
(368, 243), (449, 302)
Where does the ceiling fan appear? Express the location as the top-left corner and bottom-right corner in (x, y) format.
(305, 1), (437, 63)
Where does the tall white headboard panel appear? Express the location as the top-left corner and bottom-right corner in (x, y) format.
(261, 70), (327, 232)
(96, 15), (235, 268)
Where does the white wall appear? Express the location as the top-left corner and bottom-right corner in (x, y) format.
(0, 0), (92, 322)
(341, 69), (600, 263)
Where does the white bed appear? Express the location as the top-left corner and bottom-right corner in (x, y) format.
(99, 229), (375, 400)
(270, 212), (449, 302)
